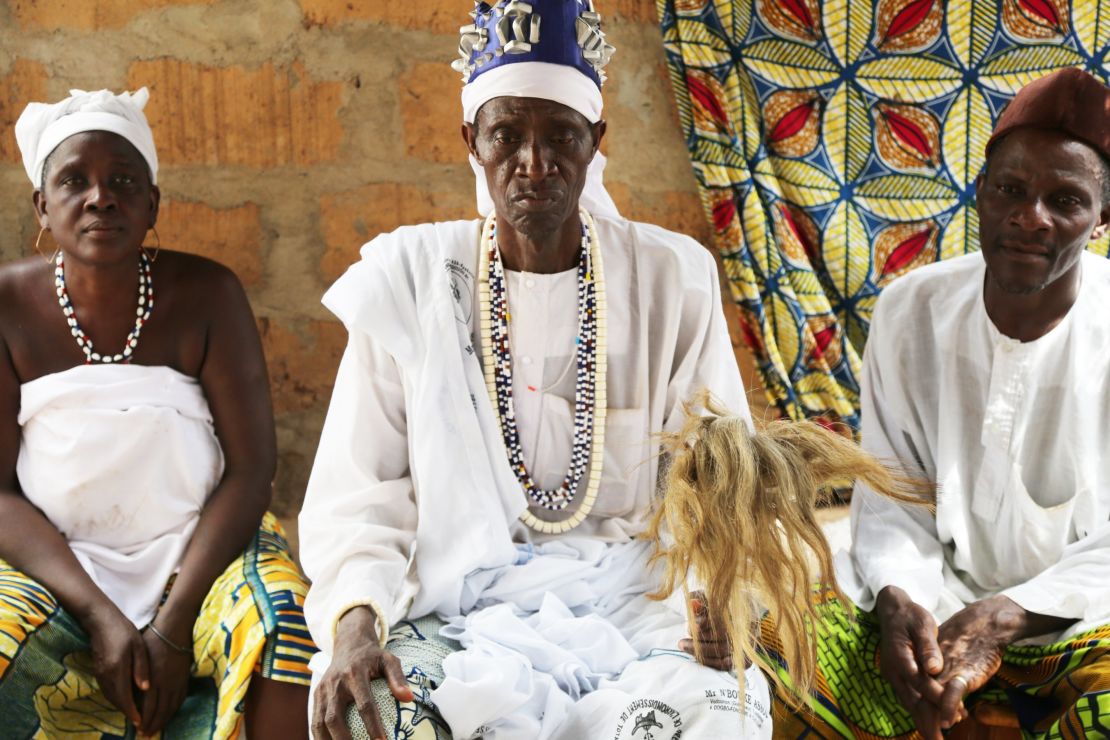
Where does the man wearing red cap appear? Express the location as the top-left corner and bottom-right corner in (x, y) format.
(765, 67), (1110, 738)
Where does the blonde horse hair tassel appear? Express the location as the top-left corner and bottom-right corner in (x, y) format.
(644, 392), (933, 710)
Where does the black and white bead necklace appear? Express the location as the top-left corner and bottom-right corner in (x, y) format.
(478, 209), (608, 534)
(54, 250), (153, 364)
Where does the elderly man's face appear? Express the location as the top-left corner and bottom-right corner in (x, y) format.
(976, 128), (1110, 295)
(464, 97), (603, 238)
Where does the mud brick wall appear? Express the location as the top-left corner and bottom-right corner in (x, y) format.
(0, 0), (770, 543)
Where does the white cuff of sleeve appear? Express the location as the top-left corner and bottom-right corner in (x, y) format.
(1001, 580), (1084, 622)
(872, 575), (940, 616)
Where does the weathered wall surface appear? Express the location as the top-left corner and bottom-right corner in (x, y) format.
(0, 0), (769, 544)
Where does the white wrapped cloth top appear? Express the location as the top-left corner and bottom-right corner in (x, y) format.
(16, 364), (224, 626)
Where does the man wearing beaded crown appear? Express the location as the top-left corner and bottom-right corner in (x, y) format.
(299, 1), (770, 739)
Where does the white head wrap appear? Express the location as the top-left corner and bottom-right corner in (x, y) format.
(462, 62), (603, 125)
(462, 61), (620, 219)
(15, 88), (159, 188)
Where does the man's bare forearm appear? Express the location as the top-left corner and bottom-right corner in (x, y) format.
(978, 595), (1074, 644)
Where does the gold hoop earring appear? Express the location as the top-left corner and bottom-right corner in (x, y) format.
(142, 226), (161, 263)
(34, 227), (59, 264)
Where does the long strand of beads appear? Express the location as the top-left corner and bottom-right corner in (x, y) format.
(55, 250), (153, 364)
(478, 209), (608, 534)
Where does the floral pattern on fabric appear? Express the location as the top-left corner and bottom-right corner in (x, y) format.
(657, 0), (1110, 430)
(0, 513), (314, 739)
(760, 599), (1110, 738)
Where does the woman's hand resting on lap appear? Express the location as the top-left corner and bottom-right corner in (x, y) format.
(138, 622), (193, 735)
(84, 604), (150, 728)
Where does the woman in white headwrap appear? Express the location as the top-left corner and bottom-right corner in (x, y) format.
(0, 89), (315, 738)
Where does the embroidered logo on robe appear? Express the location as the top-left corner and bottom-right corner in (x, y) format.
(613, 699), (682, 739)
(446, 258), (475, 325)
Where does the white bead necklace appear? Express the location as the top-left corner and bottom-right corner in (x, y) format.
(479, 209), (608, 534)
(54, 250), (153, 364)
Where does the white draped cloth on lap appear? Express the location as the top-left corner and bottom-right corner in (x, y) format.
(435, 538), (771, 739)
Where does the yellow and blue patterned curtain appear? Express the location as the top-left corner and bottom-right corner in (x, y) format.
(658, 0), (1110, 429)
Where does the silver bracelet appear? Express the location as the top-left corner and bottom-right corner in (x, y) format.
(148, 623), (192, 656)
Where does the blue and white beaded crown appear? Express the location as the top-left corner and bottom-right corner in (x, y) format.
(452, 0), (616, 86)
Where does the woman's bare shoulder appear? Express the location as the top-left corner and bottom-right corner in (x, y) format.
(155, 250), (249, 308)
(156, 249), (239, 281)
(0, 257), (51, 316)
(0, 255), (49, 285)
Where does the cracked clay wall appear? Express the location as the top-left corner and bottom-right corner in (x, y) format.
(0, 0), (770, 548)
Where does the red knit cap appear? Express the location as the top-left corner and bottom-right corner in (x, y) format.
(986, 67), (1110, 161)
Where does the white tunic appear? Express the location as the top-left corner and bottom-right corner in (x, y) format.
(299, 215), (748, 648)
(17, 364), (225, 627)
(299, 215), (768, 737)
(839, 251), (1110, 641)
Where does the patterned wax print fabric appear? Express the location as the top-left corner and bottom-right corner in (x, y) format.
(0, 512), (315, 739)
(759, 600), (1110, 739)
(658, 0), (1110, 431)
(343, 616), (457, 740)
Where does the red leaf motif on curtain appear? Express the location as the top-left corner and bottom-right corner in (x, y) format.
(883, 228), (931, 274)
(812, 413), (852, 438)
(713, 197), (737, 232)
(757, 0), (822, 42)
(874, 0), (943, 52)
(813, 325), (836, 357)
(769, 102), (814, 142)
(874, 221), (939, 284)
(804, 315), (843, 367)
(741, 320), (764, 354)
(775, 202), (821, 268)
(710, 190), (744, 253)
(887, 0), (933, 39)
(883, 110), (933, 160)
(686, 71), (729, 133)
(765, 90), (821, 157)
(1020, 0), (1060, 26)
(781, 204), (819, 263)
(1002, 0), (1068, 39)
(874, 103), (941, 172)
(780, 0), (816, 33)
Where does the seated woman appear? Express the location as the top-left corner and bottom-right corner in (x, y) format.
(0, 88), (315, 738)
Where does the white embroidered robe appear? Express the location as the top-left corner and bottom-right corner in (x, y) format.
(839, 251), (1110, 642)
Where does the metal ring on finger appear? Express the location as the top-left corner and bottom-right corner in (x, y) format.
(949, 674), (970, 694)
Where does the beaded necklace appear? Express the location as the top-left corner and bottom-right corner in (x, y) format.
(478, 209), (608, 534)
(55, 250), (153, 364)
